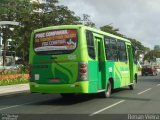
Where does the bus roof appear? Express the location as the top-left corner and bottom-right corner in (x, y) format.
(33, 25), (131, 43)
(84, 26), (131, 43)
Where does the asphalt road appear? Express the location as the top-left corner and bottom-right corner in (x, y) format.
(0, 75), (160, 120)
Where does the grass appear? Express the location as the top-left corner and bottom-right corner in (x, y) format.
(0, 76), (29, 86)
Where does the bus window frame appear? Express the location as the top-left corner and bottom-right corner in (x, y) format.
(132, 45), (138, 64)
(104, 36), (118, 61)
(86, 30), (96, 59)
(117, 40), (128, 62)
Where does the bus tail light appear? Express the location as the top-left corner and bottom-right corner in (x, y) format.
(78, 62), (88, 81)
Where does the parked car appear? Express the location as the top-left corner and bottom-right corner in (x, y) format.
(141, 65), (158, 76)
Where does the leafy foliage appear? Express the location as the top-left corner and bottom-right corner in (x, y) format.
(100, 25), (120, 36)
(0, 76), (28, 86)
(0, 0), (81, 63)
(0, 0), (150, 64)
(143, 50), (160, 62)
(100, 24), (150, 54)
(81, 14), (95, 27)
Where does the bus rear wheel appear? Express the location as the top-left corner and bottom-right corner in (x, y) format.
(101, 81), (112, 98)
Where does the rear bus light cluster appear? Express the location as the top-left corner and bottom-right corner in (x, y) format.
(78, 62), (88, 81)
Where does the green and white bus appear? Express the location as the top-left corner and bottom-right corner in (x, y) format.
(29, 25), (138, 98)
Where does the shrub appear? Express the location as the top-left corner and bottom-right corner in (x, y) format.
(0, 76), (29, 86)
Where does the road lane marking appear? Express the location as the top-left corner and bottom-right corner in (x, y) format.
(89, 100), (125, 116)
(137, 88), (152, 95)
(0, 98), (52, 111)
(0, 101), (35, 111)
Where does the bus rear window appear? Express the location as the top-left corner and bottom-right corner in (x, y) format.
(34, 29), (78, 55)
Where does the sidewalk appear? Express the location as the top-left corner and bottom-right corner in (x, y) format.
(0, 83), (30, 96)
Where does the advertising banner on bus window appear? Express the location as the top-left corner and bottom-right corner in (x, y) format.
(34, 30), (77, 52)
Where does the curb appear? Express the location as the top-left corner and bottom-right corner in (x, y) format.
(0, 90), (30, 97)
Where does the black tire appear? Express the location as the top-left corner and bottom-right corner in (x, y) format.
(60, 93), (75, 99)
(101, 80), (112, 98)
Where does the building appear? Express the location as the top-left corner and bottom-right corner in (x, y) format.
(154, 45), (160, 51)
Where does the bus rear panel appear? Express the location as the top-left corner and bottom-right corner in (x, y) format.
(29, 26), (89, 94)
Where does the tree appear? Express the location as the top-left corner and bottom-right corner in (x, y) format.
(144, 50), (160, 62)
(100, 24), (150, 55)
(100, 24), (122, 37)
(81, 14), (95, 27)
(31, 0), (80, 27)
(0, 0), (21, 66)
(16, 0), (81, 63)
(0, 0), (82, 64)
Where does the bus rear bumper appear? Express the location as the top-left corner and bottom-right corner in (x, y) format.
(29, 81), (89, 94)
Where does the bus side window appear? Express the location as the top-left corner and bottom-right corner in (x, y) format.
(104, 37), (118, 61)
(132, 46), (138, 64)
(86, 31), (95, 59)
(104, 37), (110, 59)
(117, 41), (127, 62)
(110, 38), (118, 61)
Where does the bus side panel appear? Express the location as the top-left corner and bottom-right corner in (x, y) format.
(105, 61), (130, 89)
(88, 61), (98, 93)
(105, 61), (121, 89)
(126, 44), (134, 85)
(121, 62), (130, 86)
(115, 62), (130, 88)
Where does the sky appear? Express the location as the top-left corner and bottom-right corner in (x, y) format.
(58, 0), (160, 49)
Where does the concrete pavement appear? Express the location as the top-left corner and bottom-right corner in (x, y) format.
(0, 83), (29, 96)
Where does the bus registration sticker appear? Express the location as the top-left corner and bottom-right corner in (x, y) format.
(109, 67), (112, 72)
(35, 74), (39, 80)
